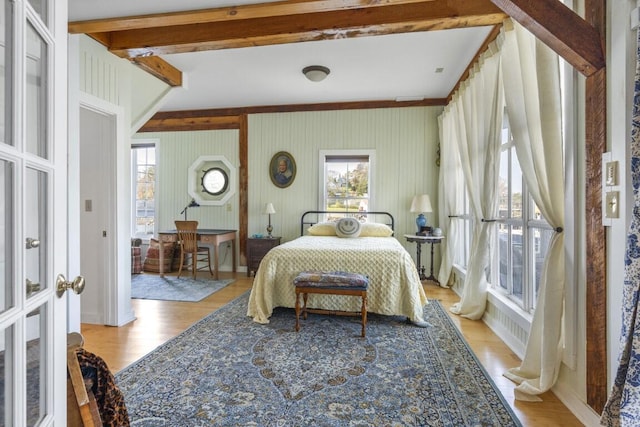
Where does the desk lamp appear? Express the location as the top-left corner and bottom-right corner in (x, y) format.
(410, 194), (432, 233)
(180, 198), (200, 220)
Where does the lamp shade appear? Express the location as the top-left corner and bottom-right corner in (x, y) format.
(410, 195), (432, 213)
(264, 202), (276, 215)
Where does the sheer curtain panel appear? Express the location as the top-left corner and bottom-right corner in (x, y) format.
(499, 19), (565, 401)
(448, 43), (504, 320)
(436, 108), (465, 287)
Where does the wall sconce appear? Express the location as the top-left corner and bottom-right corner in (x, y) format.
(410, 194), (432, 233)
(264, 203), (276, 238)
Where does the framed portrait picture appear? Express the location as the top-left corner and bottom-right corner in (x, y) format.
(269, 151), (296, 188)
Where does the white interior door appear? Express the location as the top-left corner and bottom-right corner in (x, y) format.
(0, 0), (70, 425)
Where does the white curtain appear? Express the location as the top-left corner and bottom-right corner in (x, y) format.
(499, 19), (565, 401)
(437, 106), (464, 287)
(448, 43), (504, 320)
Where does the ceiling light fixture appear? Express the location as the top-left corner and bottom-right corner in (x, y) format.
(302, 65), (330, 82)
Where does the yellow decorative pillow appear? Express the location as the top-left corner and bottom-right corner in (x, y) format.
(359, 222), (393, 237)
(307, 222), (337, 236)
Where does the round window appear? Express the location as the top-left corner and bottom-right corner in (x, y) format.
(201, 167), (228, 196)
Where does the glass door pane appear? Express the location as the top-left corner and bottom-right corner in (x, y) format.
(24, 167), (47, 299)
(25, 21), (47, 159)
(0, 2), (13, 147)
(27, 0), (47, 25)
(26, 303), (47, 426)
(0, 159), (13, 312)
(0, 325), (14, 426)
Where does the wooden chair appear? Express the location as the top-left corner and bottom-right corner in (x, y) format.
(174, 220), (214, 279)
(67, 332), (102, 427)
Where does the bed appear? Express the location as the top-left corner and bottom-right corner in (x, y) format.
(246, 211), (428, 326)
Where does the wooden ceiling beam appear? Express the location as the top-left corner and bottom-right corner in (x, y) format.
(70, 0), (506, 58)
(138, 97), (447, 132)
(68, 0), (436, 33)
(490, 0), (605, 76)
(130, 56), (182, 87)
(139, 115), (242, 132)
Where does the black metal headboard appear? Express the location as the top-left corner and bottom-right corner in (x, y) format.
(300, 211), (395, 236)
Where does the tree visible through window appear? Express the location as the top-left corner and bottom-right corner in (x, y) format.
(132, 144), (156, 238)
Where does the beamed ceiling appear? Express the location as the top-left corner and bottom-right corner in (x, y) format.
(68, 0), (603, 117)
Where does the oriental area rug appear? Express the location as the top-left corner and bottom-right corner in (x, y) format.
(130, 274), (234, 302)
(115, 293), (522, 426)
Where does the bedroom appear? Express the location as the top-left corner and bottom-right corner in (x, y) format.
(58, 0), (632, 427)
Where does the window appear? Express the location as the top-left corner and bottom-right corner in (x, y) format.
(132, 143), (156, 239)
(455, 191), (473, 271)
(493, 117), (553, 313)
(319, 150), (374, 214)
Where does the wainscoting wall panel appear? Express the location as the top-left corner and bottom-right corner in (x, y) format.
(450, 266), (529, 359)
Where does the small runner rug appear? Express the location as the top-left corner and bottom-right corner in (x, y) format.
(130, 274), (234, 302)
(116, 293), (522, 426)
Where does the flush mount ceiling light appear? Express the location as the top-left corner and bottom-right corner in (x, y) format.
(302, 65), (330, 82)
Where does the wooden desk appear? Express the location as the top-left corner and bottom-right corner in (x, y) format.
(158, 229), (236, 279)
(404, 234), (444, 283)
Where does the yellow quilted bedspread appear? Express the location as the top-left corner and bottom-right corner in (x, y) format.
(247, 236), (428, 324)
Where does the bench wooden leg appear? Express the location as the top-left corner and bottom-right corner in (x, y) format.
(295, 290), (301, 332)
(302, 293), (308, 320)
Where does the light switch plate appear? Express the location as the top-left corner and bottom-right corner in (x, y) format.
(605, 191), (619, 218)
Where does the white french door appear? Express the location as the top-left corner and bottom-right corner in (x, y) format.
(1, 0), (69, 426)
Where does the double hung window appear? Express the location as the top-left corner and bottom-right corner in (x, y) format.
(494, 120), (553, 312)
(131, 143), (156, 239)
(319, 150), (374, 214)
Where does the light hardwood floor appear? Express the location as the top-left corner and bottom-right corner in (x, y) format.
(81, 272), (584, 426)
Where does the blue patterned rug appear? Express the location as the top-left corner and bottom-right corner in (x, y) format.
(130, 274), (234, 302)
(116, 293), (522, 426)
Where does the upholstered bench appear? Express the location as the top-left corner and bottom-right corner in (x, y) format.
(293, 271), (369, 337)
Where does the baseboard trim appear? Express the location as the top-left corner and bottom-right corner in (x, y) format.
(552, 381), (601, 427)
(80, 312), (104, 325)
(116, 310), (136, 327)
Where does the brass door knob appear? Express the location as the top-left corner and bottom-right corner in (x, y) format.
(56, 274), (86, 298)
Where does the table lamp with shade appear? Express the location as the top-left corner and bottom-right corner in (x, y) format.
(410, 194), (432, 233)
(264, 202), (276, 238)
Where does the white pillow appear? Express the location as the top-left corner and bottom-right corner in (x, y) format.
(359, 222), (394, 237)
(307, 222), (336, 236)
(335, 217), (362, 238)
